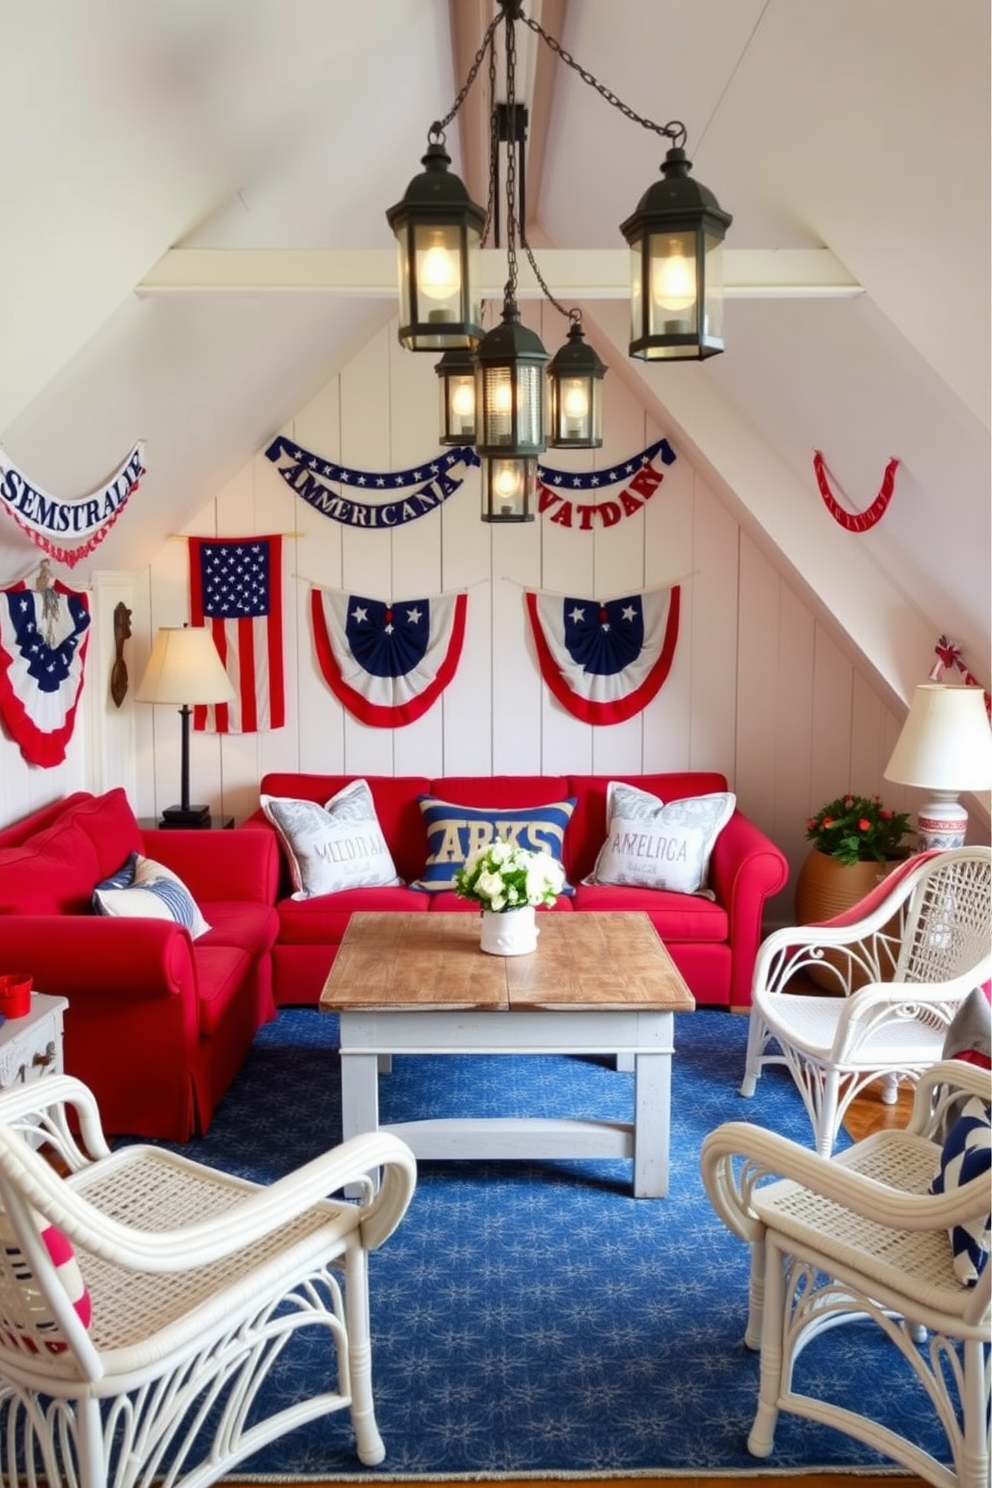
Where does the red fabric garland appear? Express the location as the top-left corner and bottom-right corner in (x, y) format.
(812, 451), (898, 532)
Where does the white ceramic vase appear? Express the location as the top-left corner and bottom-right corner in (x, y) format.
(479, 905), (538, 956)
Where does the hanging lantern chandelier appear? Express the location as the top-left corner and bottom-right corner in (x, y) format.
(387, 0), (731, 521)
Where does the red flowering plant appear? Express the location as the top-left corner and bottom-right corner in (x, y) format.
(805, 793), (911, 867)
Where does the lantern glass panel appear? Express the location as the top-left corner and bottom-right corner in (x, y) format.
(478, 363), (544, 451)
(550, 375), (601, 447)
(439, 367), (476, 443)
(648, 230), (698, 339)
(481, 457), (537, 521)
(701, 229), (725, 350)
(399, 221), (482, 351)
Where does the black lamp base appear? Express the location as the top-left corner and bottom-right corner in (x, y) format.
(160, 803), (211, 827)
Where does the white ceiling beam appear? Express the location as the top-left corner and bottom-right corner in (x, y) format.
(136, 247), (861, 299)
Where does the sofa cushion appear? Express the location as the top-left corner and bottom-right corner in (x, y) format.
(571, 881), (729, 941)
(93, 853), (211, 939)
(197, 901), (280, 959)
(66, 788), (144, 880)
(584, 782), (736, 896)
(261, 780), (403, 899)
(275, 885), (429, 945)
(0, 819), (101, 914)
(412, 793), (576, 894)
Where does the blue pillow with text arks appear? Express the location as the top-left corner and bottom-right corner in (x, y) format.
(411, 795), (576, 894)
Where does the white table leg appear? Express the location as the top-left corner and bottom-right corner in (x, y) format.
(632, 1040), (672, 1198)
(340, 1047), (381, 1196)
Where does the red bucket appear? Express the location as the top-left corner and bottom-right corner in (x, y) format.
(0, 974), (32, 1019)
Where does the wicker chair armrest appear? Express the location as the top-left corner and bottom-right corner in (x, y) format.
(0, 1126), (417, 1271)
(0, 1073), (111, 1167)
(907, 1058), (992, 1138)
(701, 1117), (990, 1234)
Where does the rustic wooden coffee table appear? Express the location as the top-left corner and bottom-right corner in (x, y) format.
(319, 911), (695, 1197)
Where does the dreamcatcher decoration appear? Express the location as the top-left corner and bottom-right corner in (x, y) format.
(812, 450), (899, 532)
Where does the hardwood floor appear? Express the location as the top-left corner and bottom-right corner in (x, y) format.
(227, 1078), (925, 1487)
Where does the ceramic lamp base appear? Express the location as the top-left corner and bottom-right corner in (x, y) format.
(916, 798), (967, 852)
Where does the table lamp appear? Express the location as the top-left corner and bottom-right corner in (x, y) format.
(135, 625), (235, 827)
(884, 683), (992, 850)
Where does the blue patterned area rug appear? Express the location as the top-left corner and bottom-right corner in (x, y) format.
(159, 1007), (946, 1480)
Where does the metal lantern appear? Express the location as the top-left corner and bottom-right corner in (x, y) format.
(474, 300), (548, 460)
(547, 321), (606, 449)
(386, 138), (486, 352)
(621, 145), (733, 361)
(480, 456), (538, 522)
(435, 347), (477, 445)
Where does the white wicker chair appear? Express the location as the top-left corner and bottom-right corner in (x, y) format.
(702, 1060), (992, 1488)
(740, 846), (992, 1155)
(0, 1072), (417, 1488)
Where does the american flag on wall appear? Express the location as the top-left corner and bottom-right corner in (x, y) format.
(188, 535), (285, 733)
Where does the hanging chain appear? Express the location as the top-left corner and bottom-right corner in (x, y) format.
(503, 16), (519, 304)
(430, 10), (503, 140)
(521, 14), (686, 147)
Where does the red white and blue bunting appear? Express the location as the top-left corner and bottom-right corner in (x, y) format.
(311, 586), (467, 728)
(536, 439), (675, 529)
(265, 435), (675, 530)
(265, 439), (479, 528)
(526, 585), (681, 725)
(0, 442), (146, 567)
(0, 569), (91, 766)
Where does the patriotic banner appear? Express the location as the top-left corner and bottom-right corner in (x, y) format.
(0, 574), (91, 766)
(189, 535), (285, 734)
(536, 438), (676, 530)
(265, 434), (675, 531)
(0, 442), (146, 567)
(265, 438), (479, 529)
(526, 586), (681, 726)
(311, 586), (467, 728)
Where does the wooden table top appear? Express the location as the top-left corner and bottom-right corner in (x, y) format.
(319, 912), (695, 1014)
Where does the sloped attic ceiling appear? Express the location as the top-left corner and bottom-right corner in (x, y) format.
(0, 0), (988, 707)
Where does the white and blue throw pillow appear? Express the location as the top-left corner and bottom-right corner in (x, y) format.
(584, 782), (736, 896)
(93, 852), (211, 939)
(930, 1094), (991, 1286)
(411, 795), (576, 894)
(261, 779), (402, 899)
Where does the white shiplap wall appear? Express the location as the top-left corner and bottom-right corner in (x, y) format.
(1, 308), (968, 926)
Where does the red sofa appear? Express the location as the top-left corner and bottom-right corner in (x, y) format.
(243, 772), (789, 1010)
(0, 789), (280, 1140)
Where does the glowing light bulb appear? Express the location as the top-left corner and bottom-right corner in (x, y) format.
(651, 241), (696, 313)
(492, 379), (514, 416)
(419, 241), (460, 302)
(493, 461), (522, 508)
(562, 382), (589, 420)
(451, 381), (475, 419)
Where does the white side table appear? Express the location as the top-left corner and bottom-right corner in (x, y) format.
(0, 993), (68, 1091)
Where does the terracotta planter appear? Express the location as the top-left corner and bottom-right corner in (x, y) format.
(795, 851), (903, 990)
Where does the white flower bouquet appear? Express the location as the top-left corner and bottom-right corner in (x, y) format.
(453, 840), (565, 912)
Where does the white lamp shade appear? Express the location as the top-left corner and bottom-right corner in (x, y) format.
(135, 626), (235, 706)
(884, 684), (992, 790)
